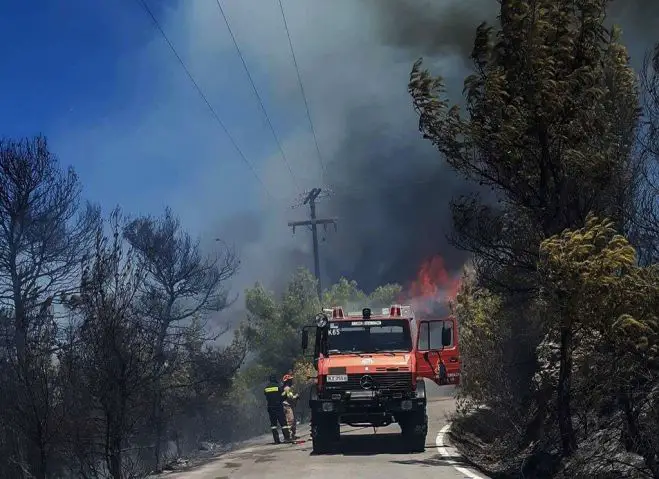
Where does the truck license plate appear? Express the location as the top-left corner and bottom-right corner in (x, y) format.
(326, 374), (348, 382)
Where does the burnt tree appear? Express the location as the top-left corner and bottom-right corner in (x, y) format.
(0, 135), (99, 478)
(123, 207), (239, 470)
(64, 208), (156, 479)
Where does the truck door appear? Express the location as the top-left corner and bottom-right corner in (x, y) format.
(415, 319), (453, 382)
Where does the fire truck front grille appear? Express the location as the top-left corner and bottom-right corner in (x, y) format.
(325, 372), (412, 392)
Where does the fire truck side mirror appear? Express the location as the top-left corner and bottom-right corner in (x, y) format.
(301, 329), (309, 351)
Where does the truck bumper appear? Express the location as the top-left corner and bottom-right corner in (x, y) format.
(310, 395), (426, 415)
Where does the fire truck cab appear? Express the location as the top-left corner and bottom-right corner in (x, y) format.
(301, 304), (459, 454)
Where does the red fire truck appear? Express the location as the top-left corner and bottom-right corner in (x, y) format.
(301, 304), (460, 453)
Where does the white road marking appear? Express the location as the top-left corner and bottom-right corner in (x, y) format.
(436, 424), (488, 479)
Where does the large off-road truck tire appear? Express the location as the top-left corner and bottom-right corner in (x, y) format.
(311, 411), (340, 454)
(399, 409), (428, 453)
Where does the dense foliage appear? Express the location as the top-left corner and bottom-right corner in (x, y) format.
(409, 0), (659, 477)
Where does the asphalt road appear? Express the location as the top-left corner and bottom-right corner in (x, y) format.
(157, 382), (487, 479)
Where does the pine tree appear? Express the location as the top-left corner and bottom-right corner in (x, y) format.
(409, 0), (639, 457)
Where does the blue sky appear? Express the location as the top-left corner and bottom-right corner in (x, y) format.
(0, 0), (379, 292)
(1, 1), (189, 203)
(0, 0), (314, 236)
(0, 1), (156, 136)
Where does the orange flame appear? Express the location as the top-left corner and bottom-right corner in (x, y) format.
(400, 256), (461, 314)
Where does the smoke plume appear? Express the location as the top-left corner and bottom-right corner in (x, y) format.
(207, 0), (659, 302)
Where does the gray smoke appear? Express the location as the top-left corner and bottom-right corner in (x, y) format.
(369, 0), (659, 67)
(208, 0), (658, 302)
(319, 104), (475, 292)
(367, 0), (498, 63)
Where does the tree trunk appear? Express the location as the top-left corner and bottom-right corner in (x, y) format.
(12, 279), (27, 364)
(33, 427), (48, 479)
(105, 413), (123, 479)
(557, 325), (577, 457)
(152, 307), (172, 471)
(108, 435), (122, 479)
(153, 388), (163, 472)
(620, 392), (659, 478)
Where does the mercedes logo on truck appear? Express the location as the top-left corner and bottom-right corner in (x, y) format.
(359, 375), (374, 390)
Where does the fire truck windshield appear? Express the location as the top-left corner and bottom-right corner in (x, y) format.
(326, 319), (412, 354)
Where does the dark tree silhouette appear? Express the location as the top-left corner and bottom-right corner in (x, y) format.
(123, 207), (239, 470)
(0, 135), (99, 478)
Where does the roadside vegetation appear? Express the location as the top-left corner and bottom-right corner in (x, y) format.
(0, 142), (399, 479)
(408, 0), (659, 477)
(0, 138), (248, 478)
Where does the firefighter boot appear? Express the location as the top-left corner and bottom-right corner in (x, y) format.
(282, 426), (292, 442)
(271, 428), (281, 444)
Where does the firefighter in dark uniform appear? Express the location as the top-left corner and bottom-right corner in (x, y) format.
(264, 374), (291, 444)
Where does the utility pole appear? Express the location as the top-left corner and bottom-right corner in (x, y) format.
(288, 188), (337, 299)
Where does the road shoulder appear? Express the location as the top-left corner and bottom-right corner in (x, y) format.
(436, 424), (490, 479)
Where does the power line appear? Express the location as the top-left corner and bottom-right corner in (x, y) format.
(277, 0), (326, 181)
(323, 176), (449, 195)
(214, 0), (299, 190)
(288, 177), (451, 208)
(135, 0), (273, 200)
(288, 175), (454, 206)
